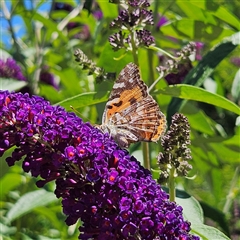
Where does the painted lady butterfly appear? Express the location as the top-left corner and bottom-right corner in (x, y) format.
(100, 63), (166, 148)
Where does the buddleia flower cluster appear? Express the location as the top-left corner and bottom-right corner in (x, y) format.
(158, 113), (193, 184)
(109, 0), (155, 51)
(0, 58), (26, 81)
(74, 49), (116, 83)
(156, 42), (196, 82)
(0, 58), (59, 91)
(0, 90), (199, 239)
(74, 49), (103, 75)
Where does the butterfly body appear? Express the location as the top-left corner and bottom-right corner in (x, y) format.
(100, 63), (166, 148)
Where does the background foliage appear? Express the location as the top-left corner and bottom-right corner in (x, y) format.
(0, 0), (239, 239)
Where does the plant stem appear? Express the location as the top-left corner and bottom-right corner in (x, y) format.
(142, 142), (151, 170)
(169, 166), (176, 201)
(130, 31), (139, 66)
(147, 50), (155, 86)
(148, 72), (164, 93)
(148, 45), (181, 60)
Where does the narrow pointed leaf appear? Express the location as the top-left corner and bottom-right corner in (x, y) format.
(158, 84), (240, 115)
(6, 190), (57, 222)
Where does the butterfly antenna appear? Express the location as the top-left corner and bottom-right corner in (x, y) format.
(70, 105), (92, 123)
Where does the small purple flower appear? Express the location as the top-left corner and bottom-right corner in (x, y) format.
(82, 24), (91, 39)
(134, 199), (145, 213)
(53, 2), (73, 11)
(0, 90), (199, 239)
(40, 66), (59, 90)
(66, 22), (91, 40)
(157, 15), (168, 28)
(128, 0), (150, 8)
(122, 222), (137, 237)
(107, 169), (119, 185)
(93, 10), (103, 20)
(102, 217), (112, 230)
(0, 58), (26, 81)
(140, 216), (154, 231)
(195, 42), (204, 61)
(231, 57), (240, 67)
(157, 42), (196, 84)
(136, 29), (155, 47)
(64, 146), (76, 160)
(109, 31), (126, 51)
(120, 197), (132, 211)
(164, 59), (193, 85)
(119, 210), (132, 222)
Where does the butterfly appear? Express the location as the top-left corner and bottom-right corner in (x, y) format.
(99, 63), (166, 148)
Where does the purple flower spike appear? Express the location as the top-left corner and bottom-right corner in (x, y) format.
(0, 58), (26, 81)
(109, 0), (155, 50)
(40, 66), (59, 90)
(0, 90), (199, 240)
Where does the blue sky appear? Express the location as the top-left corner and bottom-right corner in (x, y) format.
(0, 1), (51, 49)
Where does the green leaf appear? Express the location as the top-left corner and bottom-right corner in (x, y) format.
(231, 69), (240, 101)
(0, 78), (28, 91)
(0, 222), (16, 235)
(56, 92), (109, 111)
(34, 206), (62, 231)
(185, 33), (239, 87)
(45, 52), (64, 65)
(6, 189), (57, 223)
(175, 190), (230, 239)
(53, 68), (82, 96)
(51, 10), (70, 20)
(32, 12), (68, 42)
(167, 33), (239, 121)
(177, 1), (217, 25)
(158, 84), (240, 115)
(223, 134), (240, 152)
(97, 43), (132, 72)
(211, 168), (223, 205)
(191, 135), (240, 164)
(182, 103), (215, 135)
(191, 224), (230, 240)
(71, 11), (97, 36)
(160, 19), (235, 42)
(201, 198), (230, 235)
(176, 190), (204, 224)
(98, 1), (118, 18)
(189, 0), (240, 30)
(209, 142), (240, 163)
(0, 173), (22, 200)
(39, 84), (62, 103)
